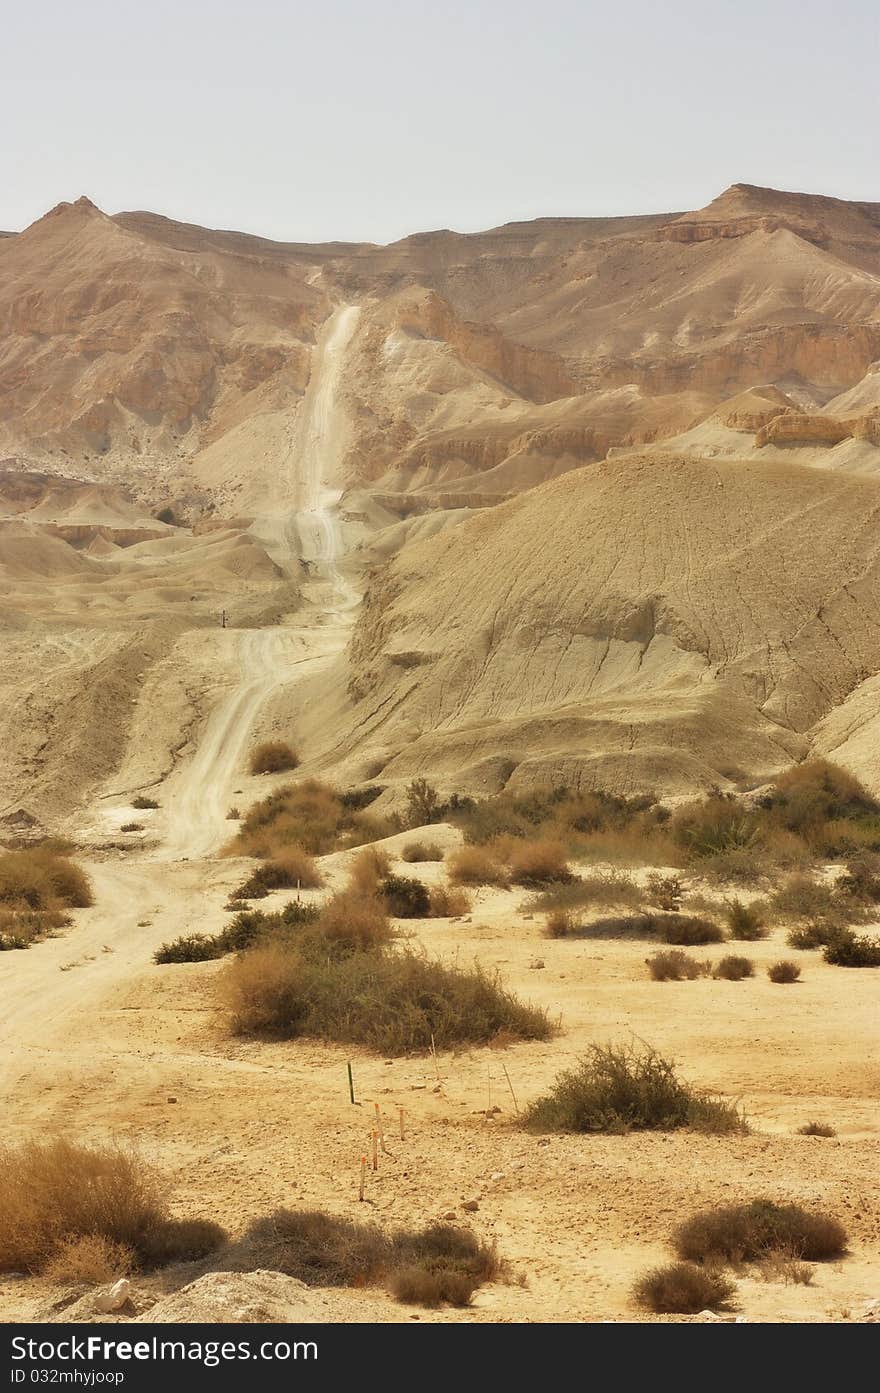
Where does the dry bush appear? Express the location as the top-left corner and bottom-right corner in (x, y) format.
(646, 950), (707, 981)
(347, 846), (393, 893)
(42, 1233), (134, 1286)
(544, 909), (576, 939)
(0, 906), (70, 951)
(235, 849), (322, 898)
(798, 1121), (836, 1138)
(768, 960), (801, 983)
(671, 795), (762, 860)
(0, 848), (93, 912)
(318, 891), (393, 951)
(526, 872), (643, 914)
(0, 1139), (225, 1275)
(725, 898), (769, 940)
(508, 839), (573, 887)
(523, 1044), (744, 1135)
(632, 1261), (735, 1315)
(447, 845), (509, 887)
(755, 1249), (813, 1285)
(555, 912), (723, 944)
(120, 822), (143, 833)
(234, 780), (348, 857)
(155, 901), (321, 964)
(381, 874), (430, 918)
(221, 943), (551, 1053)
(249, 741), (299, 776)
(645, 873), (684, 911)
(131, 795), (159, 810)
(770, 875), (861, 931)
(823, 930), (880, 967)
(713, 955), (754, 981)
(428, 885), (471, 918)
(136, 1218), (228, 1270)
(401, 840), (445, 863)
(229, 1210), (498, 1307)
(674, 1199), (847, 1264)
(786, 922), (839, 950)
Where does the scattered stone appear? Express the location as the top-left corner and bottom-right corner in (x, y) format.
(440, 1210), (457, 1221)
(461, 1199), (480, 1212)
(489, 1171), (506, 1182)
(93, 1279), (131, 1314)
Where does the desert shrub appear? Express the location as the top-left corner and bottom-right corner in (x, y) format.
(235, 849), (322, 898)
(671, 795), (761, 859)
(230, 1211), (497, 1307)
(447, 845), (509, 887)
(836, 853), (880, 902)
(713, 955), (754, 981)
(508, 839), (573, 887)
(762, 759), (879, 838)
(347, 846), (393, 893)
(656, 913), (725, 945)
(523, 1044), (743, 1135)
(0, 1140), (165, 1274)
(755, 1249), (814, 1285)
(155, 933), (223, 964)
(645, 873), (684, 911)
(786, 922), (841, 950)
(249, 741), (299, 775)
(427, 885), (471, 917)
(339, 786), (384, 811)
(725, 898), (769, 940)
(646, 950), (707, 981)
(632, 1261), (735, 1314)
(0, 849), (93, 912)
(401, 840), (445, 863)
(798, 1121), (836, 1138)
(544, 910), (575, 938)
(0, 906), (70, 951)
(770, 875), (860, 931)
(120, 822), (143, 833)
(42, 1233), (134, 1286)
(405, 778), (443, 827)
(226, 807), (241, 820)
(768, 960), (801, 983)
(526, 872), (643, 914)
(131, 795), (159, 810)
(823, 930), (880, 967)
(381, 874), (430, 918)
(234, 780), (346, 857)
(318, 891), (393, 952)
(137, 1218), (227, 1270)
(674, 1199), (847, 1264)
(221, 943), (551, 1053)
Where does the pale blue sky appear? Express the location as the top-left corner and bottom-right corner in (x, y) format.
(3, 0), (877, 243)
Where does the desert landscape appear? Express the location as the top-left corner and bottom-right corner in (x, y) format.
(1, 181), (879, 1326)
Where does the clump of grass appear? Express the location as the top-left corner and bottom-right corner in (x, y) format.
(155, 933), (222, 964)
(401, 841), (445, 863)
(646, 950), (708, 981)
(233, 779), (394, 859)
(155, 900), (321, 963)
(755, 1249), (814, 1285)
(317, 891), (393, 952)
(249, 741), (300, 775)
(550, 912), (724, 945)
(229, 1210), (499, 1307)
(522, 1044), (744, 1135)
(381, 874), (430, 918)
(137, 1218), (229, 1270)
(786, 922), (839, 950)
(768, 960), (801, 983)
(221, 942), (551, 1053)
(632, 1261), (735, 1314)
(0, 849), (92, 950)
(508, 839), (573, 887)
(0, 1139), (226, 1276)
(427, 885), (471, 917)
(713, 955), (754, 981)
(725, 898), (769, 940)
(823, 930), (880, 967)
(226, 807), (241, 820)
(798, 1121), (836, 1138)
(131, 795), (159, 810)
(120, 822), (143, 833)
(656, 914), (725, 945)
(0, 907), (70, 951)
(544, 909), (576, 938)
(674, 1199), (847, 1263)
(447, 845), (509, 887)
(526, 872), (643, 914)
(235, 849), (323, 898)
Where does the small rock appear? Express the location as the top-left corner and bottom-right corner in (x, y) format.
(440, 1210), (457, 1221)
(461, 1199), (480, 1212)
(489, 1171), (505, 1182)
(167, 1096), (178, 1103)
(529, 959), (545, 969)
(94, 1278), (131, 1314)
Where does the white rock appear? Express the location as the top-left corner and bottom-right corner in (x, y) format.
(93, 1278), (131, 1313)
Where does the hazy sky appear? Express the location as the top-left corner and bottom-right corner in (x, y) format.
(3, 0), (877, 244)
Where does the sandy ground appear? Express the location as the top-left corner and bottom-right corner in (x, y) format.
(1, 302), (878, 1324)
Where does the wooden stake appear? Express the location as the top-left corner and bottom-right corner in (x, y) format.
(502, 1062), (520, 1114)
(347, 1061), (355, 1105)
(374, 1101), (388, 1153)
(359, 1155), (366, 1202)
(371, 1129), (379, 1170)
(399, 1106), (406, 1141)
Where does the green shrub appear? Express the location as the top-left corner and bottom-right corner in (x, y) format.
(522, 1044), (744, 1135)
(787, 922), (841, 950)
(823, 931), (880, 967)
(405, 778), (443, 827)
(674, 1199), (847, 1264)
(155, 901), (321, 964)
(713, 955), (754, 981)
(632, 1261), (735, 1314)
(235, 850), (322, 898)
(725, 898), (769, 940)
(381, 874), (430, 918)
(155, 934), (223, 964)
